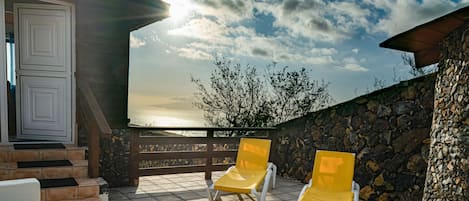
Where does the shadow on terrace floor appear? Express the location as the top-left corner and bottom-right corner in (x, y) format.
(110, 171), (303, 201)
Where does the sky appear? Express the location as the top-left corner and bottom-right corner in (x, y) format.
(128, 0), (469, 127)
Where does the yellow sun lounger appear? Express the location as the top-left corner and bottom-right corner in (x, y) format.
(207, 138), (277, 201)
(298, 150), (359, 201)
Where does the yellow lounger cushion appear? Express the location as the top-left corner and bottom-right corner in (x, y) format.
(298, 150), (357, 201)
(214, 167), (267, 194)
(311, 151), (355, 192)
(300, 187), (353, 201)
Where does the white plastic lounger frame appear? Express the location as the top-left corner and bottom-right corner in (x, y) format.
(297, 179), (360, 201)
(207, 162), (277, 201)
(353, 181), (360, 201)
(0, 178), (41, 201)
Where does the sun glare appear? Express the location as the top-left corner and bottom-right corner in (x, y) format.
(165, 0), (193, 21)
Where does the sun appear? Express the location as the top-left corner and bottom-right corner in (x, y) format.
(165, 0), (193, 21)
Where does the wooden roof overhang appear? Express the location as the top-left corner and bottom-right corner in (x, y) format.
(127, 0), (170, 31)
(380, 6), (469, 68)
(4, 0), (170, 32)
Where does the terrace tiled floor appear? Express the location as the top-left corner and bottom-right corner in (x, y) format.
(110, 171), (304, 201)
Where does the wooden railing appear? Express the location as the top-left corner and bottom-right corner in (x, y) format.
(77, 82), (112, 178)
(128, 127), (276, 186)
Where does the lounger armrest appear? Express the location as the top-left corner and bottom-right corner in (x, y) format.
(267, 162), (277, 189)
(207, 165), (236, 188)
(267, 162), (274, 169)
(297, 179), (311, 201)
(226, 165), (235, 173)
(352, 181), (360, 201)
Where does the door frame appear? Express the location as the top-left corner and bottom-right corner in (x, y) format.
(0, 0), (75, 144)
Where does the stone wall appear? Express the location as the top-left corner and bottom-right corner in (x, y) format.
(77, 126), (131, 187)
(100, 129), (131, 187)
(271, 73), (436, 200)
(423, 23), (469, 200)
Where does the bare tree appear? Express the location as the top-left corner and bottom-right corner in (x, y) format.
(267, 65), (331, 124)
(191, 59), (271, 128)
(373, 77), (386, 90)
(191, 58), (332, 129)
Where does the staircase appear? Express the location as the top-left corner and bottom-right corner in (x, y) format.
(0, 143), (102, 201)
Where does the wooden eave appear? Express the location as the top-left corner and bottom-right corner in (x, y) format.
(380, 6), (469, 68)
(128, 0), (170, 31)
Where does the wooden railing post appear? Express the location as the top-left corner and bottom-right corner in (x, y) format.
(129, 129), (140, 186)
(77, 81), (112, 178)
(87, 124), (100, 178)
(205, 129), (214, 180)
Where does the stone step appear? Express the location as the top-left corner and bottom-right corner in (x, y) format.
(0, 160), (88, 180)
(0, 145), (86, 162)
(40, 178), (100, 201)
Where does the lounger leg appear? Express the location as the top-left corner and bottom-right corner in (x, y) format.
(207, 189), (213, 201)
(252, 189), (261, 201)
(267, 163), (277, 190)
(214, 190), (221, 200)
(272, 164), (277, 189)
(206, 180), (214, 201)
(259, 168), (273, 201)
(207, 189), (222, 201)
(352, 181), (360, 201)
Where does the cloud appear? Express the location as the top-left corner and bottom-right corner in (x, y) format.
(167, 15), (340, 66)
(366, 0), (465, 36)
(282, 0), (321, 12)
(305, 56), (336, 65)
(252, 48), (271, 57)
(149, 96), (195, 110)
(311, 48), (338, 56)
(170, 46), (214, 61)
(163, 0), (375, 64)
(130, 34), (146, 48)
(191, 0), (254, 23)
(168, 18), (230, 45)
(344, 63), (369, 72)
(266, 3), (346, 42)
(254, 0), (372, 43)
(254, 0), (373, 43)
(252, 0), (465, 42)
(219, 0), (246, 14)
(232, 33), (339, 65)
(159, 0), (467, 68)
(341, 57), (369, 72)
(328, 1), (371, 32)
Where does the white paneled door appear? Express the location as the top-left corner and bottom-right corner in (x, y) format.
(15, 4), (72, 141)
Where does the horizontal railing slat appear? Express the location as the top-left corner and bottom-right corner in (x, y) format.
(137, 137), (241, 145)
(139, 165), (207, 176)
(139, 164), (234, 176)
(129, 127), (276, 185)
(139, 151), (237, 160)
(130, 126), (276, 131)
(211, 164), (234, 171)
